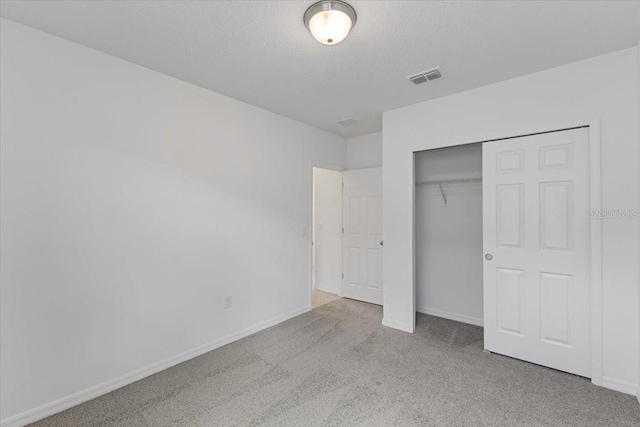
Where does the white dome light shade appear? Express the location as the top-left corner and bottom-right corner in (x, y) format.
(308, 10), (352, 45)
(304, 1), (357, 46)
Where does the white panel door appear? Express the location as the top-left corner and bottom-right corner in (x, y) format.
(483, 127), (590, 377)
(343, 168), (383, 305)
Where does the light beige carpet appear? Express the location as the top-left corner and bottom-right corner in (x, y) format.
(30, 299), (640, 426)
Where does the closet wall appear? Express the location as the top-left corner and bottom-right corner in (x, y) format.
(414, 144), (483, 326)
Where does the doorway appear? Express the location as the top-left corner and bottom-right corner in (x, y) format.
(414, 126), (595, 378)
(312, 167), (342, 309)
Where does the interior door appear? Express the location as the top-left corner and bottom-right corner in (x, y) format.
(342, 168), (383, 305)
(483, 127), (590, 377)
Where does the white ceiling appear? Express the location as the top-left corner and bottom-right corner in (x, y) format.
(2, 1), (640, 138)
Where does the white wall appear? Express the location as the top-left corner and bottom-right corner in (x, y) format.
(346, 132), (382, 170)
(0, 19), (346, 423)
(415, 144), (483, 326)
(383, 47), (639, 394)
(312, 168), (342, 295)
(637, 40), (640, 403)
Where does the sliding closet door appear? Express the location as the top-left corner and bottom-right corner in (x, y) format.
(342, 168), (383, 305)
(483, 127), (590, 377)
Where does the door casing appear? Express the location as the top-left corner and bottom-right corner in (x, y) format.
(308, 161), (345, 309)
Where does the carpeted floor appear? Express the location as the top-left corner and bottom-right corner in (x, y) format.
(31, 298), (640, 426)
(312, 289), (341, 309)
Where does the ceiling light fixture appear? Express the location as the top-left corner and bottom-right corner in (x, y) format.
(304, 0), (357, 46)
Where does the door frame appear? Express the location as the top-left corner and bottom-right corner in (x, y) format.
(409, 117), (602, 386)
(308, 161), (345, 310)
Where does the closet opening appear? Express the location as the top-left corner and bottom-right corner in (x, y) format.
(414, 143), (484, 327)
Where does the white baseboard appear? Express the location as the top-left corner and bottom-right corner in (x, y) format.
(601, 376), (638, 396)
(0, 305), (311, 427)
(314, 286), (340, 296)
(416, 306), (484, 327)
(382, 317), (414, 333)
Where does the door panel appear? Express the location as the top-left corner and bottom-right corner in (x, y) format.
(483, 127), (590, 377)
(540, 272), (573, 346)
(343, 168), (383, 305)
(496, 267), (525, 335)
(496, 184), (525, 248)
(540, 181), (572, 250)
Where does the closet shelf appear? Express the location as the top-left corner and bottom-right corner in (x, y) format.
(415, 176), (482, 207)
(415, 176), (482, 187)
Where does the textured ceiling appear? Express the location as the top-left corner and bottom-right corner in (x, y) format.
(1, 1), (640, 138)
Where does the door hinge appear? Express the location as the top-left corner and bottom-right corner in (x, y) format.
(342, 227), (344, 233)
(342, 273), (344, 278)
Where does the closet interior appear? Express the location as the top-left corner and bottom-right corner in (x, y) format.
(414, 143), (484, 326)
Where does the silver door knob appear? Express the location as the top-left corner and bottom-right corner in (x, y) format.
(485, 254), (493, 261)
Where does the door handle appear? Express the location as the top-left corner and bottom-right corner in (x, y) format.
(485, 253), (493, 261)
(380, 241), (384, 246)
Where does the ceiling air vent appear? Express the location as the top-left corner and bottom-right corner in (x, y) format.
(408, 67), (442, 85)
(337, 117), (359, 127)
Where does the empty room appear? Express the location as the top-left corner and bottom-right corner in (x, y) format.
(1, 1), (640, 426)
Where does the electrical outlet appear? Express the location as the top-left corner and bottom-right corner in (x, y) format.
(225, 296), (232, 309)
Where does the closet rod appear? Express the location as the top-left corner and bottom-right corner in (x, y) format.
(415, 176), (482, 187)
